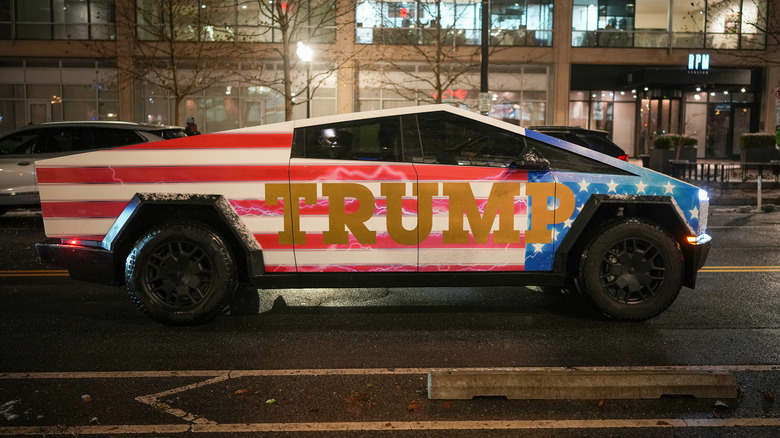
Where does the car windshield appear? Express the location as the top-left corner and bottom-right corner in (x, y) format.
(154, 129), (187, 140)
(0, 130), (39, 155)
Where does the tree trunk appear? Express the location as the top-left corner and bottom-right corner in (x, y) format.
(174, 96), (182, 127)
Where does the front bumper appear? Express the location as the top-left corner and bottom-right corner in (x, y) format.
(682, 233), (711, 288)
(35, 239), (122, 285)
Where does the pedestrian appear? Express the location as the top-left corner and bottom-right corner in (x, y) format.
(184, 116), (201, 136)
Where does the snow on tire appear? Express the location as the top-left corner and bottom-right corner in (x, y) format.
(125, 221), (237, 325)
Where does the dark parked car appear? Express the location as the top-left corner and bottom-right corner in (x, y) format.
(0, 121), (184, 215)
(528, 126), (629, 161)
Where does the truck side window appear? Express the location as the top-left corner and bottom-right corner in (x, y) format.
(418, 111), (522, 167)
(293, 116), (402, 162)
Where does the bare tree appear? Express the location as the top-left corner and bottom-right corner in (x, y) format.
(235, 0), (360, 120)
(102, 0), (254, 125)
(715, 2), (780, 84)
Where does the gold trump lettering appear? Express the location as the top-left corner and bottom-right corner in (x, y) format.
(265, 182), (575, 246)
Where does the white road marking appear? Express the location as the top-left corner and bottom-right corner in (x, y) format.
(3, 418), (780, 435)
(3, 366), (780, 435)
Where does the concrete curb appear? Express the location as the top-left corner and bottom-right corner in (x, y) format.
(428, 369), (737, 400)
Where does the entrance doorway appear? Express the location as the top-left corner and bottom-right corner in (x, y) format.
(636, 95), (681, 155)
(706, 103), (731, 158)
(705, 103), (755, 159)
(28, 102), (52, 124)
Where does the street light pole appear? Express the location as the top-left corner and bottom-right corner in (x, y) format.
(306, 66), (311, 119)
(479, 0), (490, 115)
(296, 41), (313, 118)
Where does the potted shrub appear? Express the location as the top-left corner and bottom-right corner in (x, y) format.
(649, 134), (698, 174)
(739, 133), (779, 163)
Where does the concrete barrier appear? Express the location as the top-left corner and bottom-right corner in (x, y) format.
(428, 369), (737, 400)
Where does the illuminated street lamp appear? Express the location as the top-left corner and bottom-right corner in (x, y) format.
(296, 42), (313, 118)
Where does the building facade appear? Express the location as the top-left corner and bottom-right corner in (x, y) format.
(0, 0), (777, 159)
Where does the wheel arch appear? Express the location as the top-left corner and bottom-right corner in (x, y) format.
(555, 194), (698, 288)
(102, 194), (264, 285)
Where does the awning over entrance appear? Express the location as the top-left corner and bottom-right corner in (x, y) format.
(570, 65), (759, 92)
(625, 68), (751, 89)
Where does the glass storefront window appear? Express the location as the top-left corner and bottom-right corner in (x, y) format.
(356, 0), (551, 46)
(671, 0), (704, 48)
(136, 0), (335, 43)
(63, 100), (98, 120)
(0, 60), (117, 128)
(63, 84), (96, 100)
(490, 0), (553, 46)
(7, 0), (115, 40)
(573, 0), (766, 49)
(706, 0), (739, 48)
(568, 88), (638, 154)
(27, 84), (61, 100)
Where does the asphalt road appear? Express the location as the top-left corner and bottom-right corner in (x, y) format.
(1, 207), (780, 437)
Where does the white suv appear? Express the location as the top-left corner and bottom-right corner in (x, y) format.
(0, 121), (184, 215)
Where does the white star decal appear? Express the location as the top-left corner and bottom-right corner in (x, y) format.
(532, 243), (545, 253)
(690, 206), (699, 219)
(578, 179), (590, 192)
(636, 181), (648, 193)
(606, 179), (618, 193)
(563, 217), (574, 228)
(663, 181), (675, 194)
(551, 228), (560, 242)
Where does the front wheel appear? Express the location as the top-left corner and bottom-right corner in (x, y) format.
(578, 218), (683, 321)
(125, 221), (237, 324)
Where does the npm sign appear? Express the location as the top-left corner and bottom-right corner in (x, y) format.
(688, 53), (710, 71)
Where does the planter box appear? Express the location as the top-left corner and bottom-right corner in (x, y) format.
(650, 148), (697, 174)
(740, 147), (779, 163)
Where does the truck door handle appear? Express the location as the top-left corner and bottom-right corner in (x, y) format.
(17, 161), (31, 166)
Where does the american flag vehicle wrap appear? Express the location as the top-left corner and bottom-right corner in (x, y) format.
(35, 105), (711, 324)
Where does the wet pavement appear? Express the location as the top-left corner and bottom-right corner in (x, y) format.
(1, 207), (780, 436)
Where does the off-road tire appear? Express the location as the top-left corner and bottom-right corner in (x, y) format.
(579, 218), (683, 321)
(125, 221), (237, 325)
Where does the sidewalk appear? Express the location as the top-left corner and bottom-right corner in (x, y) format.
(630, 158), (780, 209)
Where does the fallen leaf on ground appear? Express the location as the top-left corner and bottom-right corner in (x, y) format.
(81, 395), (92, 403)
(265, 399), (276, 405)
(442, 401), (455, 409)
(234, 389), (249, 395)
(764, 392), (775, 402)
(407, 401), (420, 411)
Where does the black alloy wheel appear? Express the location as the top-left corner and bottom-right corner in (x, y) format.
(126, 221), (236, 324)
(579, 218), (683, 321)
(599, 237), (665, 304)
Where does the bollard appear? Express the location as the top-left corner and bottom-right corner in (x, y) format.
(757, 175), (762, 212)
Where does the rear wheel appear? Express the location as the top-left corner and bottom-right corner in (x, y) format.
(578, 218), (683, 321)
(125, 221), (236, 324)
